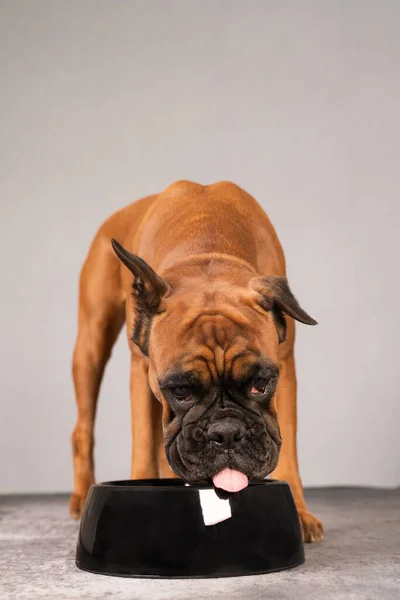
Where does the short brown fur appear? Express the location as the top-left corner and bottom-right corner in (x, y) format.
(70, 181), (323, 542)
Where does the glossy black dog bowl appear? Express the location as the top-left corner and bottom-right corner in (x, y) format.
(76, 479), (304, 579)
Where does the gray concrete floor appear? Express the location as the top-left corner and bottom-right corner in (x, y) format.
(1, 487), (399, 599)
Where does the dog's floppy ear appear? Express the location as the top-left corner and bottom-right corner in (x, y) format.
(111, 239), (170, 355)
(250, 275), (317, 343)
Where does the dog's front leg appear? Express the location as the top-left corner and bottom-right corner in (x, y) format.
(129, 352), (163, 479)
(270, 321), (324, 542)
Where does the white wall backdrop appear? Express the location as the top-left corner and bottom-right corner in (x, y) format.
(1, 0), (399, 492)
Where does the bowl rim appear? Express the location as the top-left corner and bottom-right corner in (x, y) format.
(91, 478), (288, 492)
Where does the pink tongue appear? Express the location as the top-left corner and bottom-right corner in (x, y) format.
(212, 468), (249, 493)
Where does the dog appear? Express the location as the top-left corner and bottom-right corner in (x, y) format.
(70, 180), (323, 542)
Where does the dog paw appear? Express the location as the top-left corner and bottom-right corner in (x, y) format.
(69, 492), (88, 519)
(298, 510), (324, 543)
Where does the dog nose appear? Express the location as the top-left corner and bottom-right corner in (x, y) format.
(207, 418), (246, 446)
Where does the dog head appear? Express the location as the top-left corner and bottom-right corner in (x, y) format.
(112, 239), (317, 493)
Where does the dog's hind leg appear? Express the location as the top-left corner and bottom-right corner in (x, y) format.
(70, 228), (125, 518)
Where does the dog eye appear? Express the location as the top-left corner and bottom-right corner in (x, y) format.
(170, 387), (192, 401)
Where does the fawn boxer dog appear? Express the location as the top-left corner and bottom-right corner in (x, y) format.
(70, 180), (323, 542)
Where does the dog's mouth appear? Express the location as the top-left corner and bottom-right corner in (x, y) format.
(209, 467), (249, 499)
(166, 418), (280, 494)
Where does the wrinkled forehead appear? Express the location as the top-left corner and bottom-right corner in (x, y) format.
(150, 307), (279, 386)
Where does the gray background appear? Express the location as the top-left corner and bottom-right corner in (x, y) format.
(1, 0), (399, 493)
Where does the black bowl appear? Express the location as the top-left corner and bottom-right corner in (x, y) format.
(76, 478), (304, 579)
